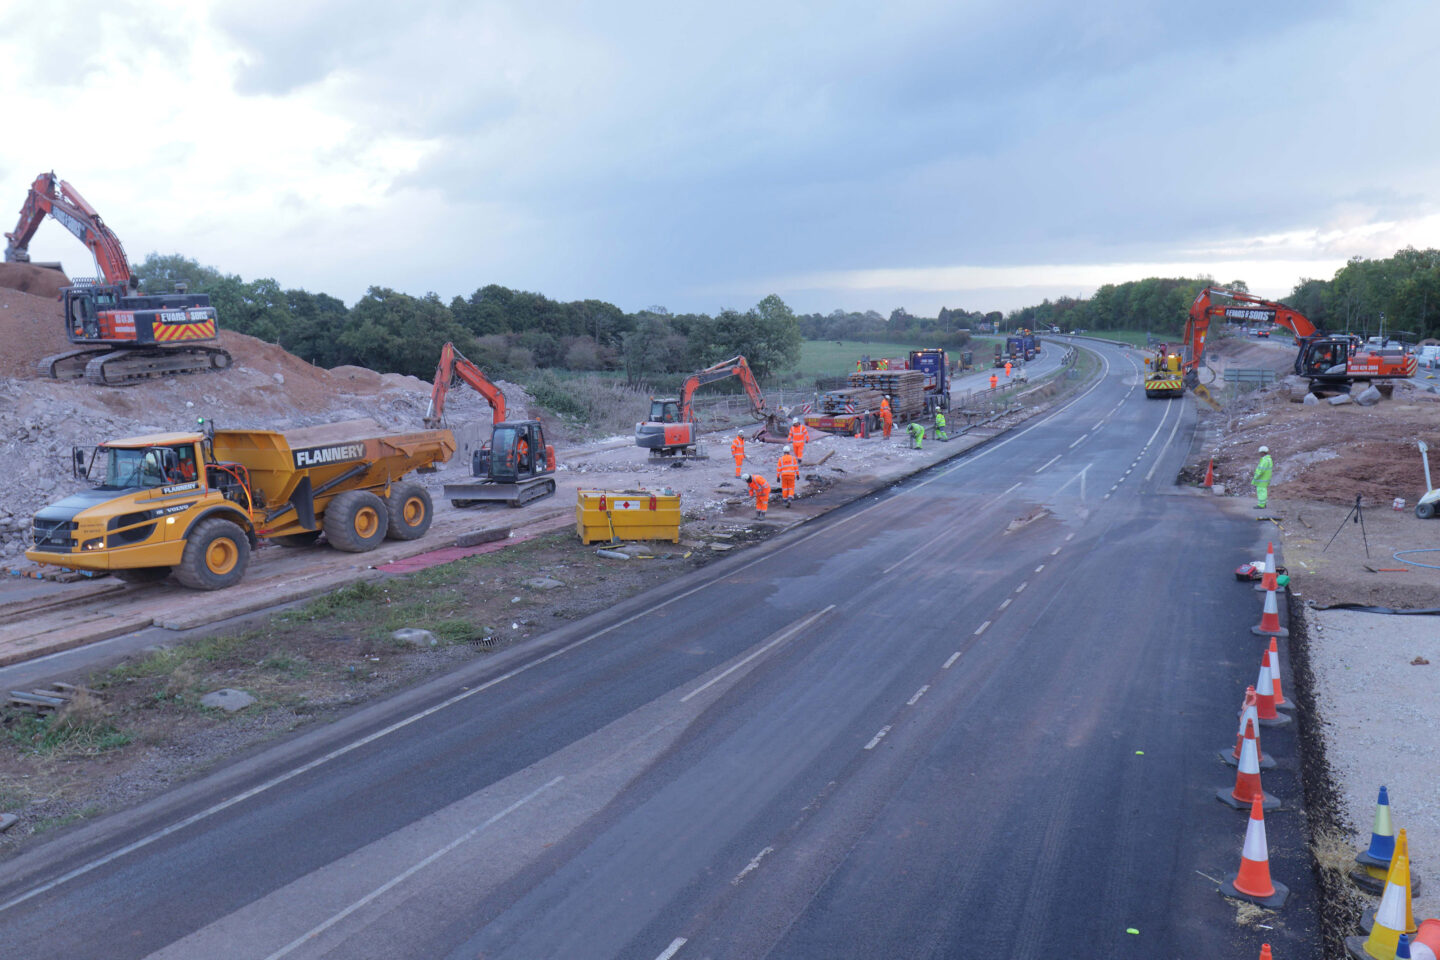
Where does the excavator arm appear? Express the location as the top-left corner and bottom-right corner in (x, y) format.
(424, 341), (507, 428)
(4, 172), (135, 288)
(679, 355), (769, 423)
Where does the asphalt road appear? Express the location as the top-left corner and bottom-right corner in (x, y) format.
(0, 341), (1320, 958)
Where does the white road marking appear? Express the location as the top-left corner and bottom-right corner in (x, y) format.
(1034, 564), (1045, 572)
(998, 598), (1012, 610)
(1035, 454), (1061, 474)
(1094, 420), (1105, 430)
(260, 776), (562, 960)
(1015, 581), (1028, 593)
(974, 620), (991, 635)
(1104, 492), (1111, 499)
(682, 606), (834, 702)
(1065, 532), (1075, 541)
(1002, 481), (1023, 495)
(1069, 434), (1088, 448)
(907, 685), (930, 706)
(732, 846), (774, 885)
(656, 937), (689, 960)
(1051, 547), (1061, 556)
(943, 652), (961, 669)
(1145, 399), (1187, 482)
(864, 726), (892, 750)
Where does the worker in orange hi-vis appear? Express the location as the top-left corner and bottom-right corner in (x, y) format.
(742, 473), (770, 519)
(989, 373), (998, 390)
(776, 445), (799, 507)
(789, 417), (809, 462)
(1005, 360), (1013, 378)
(880, 397), (893, 438)
(730, 430), (746, 477)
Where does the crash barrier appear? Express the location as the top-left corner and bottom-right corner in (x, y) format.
(1224, 368), (1279, 385)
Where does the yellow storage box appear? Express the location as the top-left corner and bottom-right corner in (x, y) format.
(576, 488), (682, 544)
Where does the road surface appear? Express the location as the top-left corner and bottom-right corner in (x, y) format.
(0, 340), (1320, 958)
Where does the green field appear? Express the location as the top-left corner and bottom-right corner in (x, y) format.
(790, 338), (1002, 379)
(1079, 329), (1180, 347)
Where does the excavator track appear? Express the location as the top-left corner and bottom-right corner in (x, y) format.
(82, 347), (234, 386)
(37, 349), (106, 380)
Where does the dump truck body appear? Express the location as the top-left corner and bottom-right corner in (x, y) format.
(26, 420), (454, 588)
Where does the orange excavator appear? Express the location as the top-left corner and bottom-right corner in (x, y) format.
(424, 341), (557, 507)
(1185, 287), (1417, 395)
(635, 355), (781, 457)
(5, 171), (232, 384)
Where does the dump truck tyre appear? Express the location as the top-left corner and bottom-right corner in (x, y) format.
(325, 490), (389, 553)
(113, 566), (172, 584)
(175, 519), (250, 590)
(385, 482), (432, 540)
(273, 531), (322, 548)
(1418, 501), (1436, 520)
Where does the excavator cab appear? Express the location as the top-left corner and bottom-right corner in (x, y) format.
(649, 399), (681, 423)
(1296, 338), (1351, 379)
(454, 420), (556, 507)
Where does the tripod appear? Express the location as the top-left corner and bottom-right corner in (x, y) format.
(1323, 493), (1370, 559)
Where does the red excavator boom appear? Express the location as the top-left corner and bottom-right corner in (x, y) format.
(5, 172), (135, 288)
(424, 341), (508, 427)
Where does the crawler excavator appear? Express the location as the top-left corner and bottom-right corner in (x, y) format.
(634, 355), (784, 457)
(5, 172), (232, 384)
(1186, 287), (1417, 396)
(423, 341), (557, 507)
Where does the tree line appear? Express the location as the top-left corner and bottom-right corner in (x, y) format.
(133, 254), (802, 383)
(1285, 247), (1440, 340)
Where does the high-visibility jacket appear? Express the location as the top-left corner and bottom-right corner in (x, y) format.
(748, 475), (770, 506)
(935, 412), (946, 430)
(731, 436), (745, 460)
(880, 397), (891, 415)
(790, 423), (809, 446)
(1253, 454), (1273, 484)
(777, 453), (798, 480)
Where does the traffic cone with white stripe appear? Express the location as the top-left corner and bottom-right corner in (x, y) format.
(1218, 719), (1280, 810)
(1220, 794), (1289, 907)
(1410, 919), (1440, 960)
(1354, 786), (1398, 893)
(1222, 686), (1276, 769)
(1252, 576), (1289, 637)
(1348, 851), (1414, 960)
(1255, 541), (1277, 591)
(1269, 637), (1290, 709)
(1362, 829), (1419, 936)
(1255, 650), (1292, 727)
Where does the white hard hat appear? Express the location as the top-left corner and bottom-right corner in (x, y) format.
(791, 417), (799, 425)
(784, 445), (792, 453)
(1258, 445), (1269, 454)
(737, 430), (744, 436)
(741, 473), (751, 482)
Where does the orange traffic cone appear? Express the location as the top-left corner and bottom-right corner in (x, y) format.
(1269, 638), (1290, 709)
(1204, 458), (1215, 487)
(1361, 829), (1421, 934)
(1259, 946), (1273, 960)
(1255, 651), (1292, 727)
(1348, 851), (1414, 959)
(1223, 687), (1276, 770)
(1220, 794), (1289, 907)
(1253, 577), (1289, 637)
(1219, 719), (1280, 810)
(1255, 541), (1278, 591)
(1411, 919), (1440, 960)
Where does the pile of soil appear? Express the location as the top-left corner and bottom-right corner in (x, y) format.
(0, 285), (72, 378)
(0, 262), (69, 298)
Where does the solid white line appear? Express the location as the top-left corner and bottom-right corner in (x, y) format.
(681, 606), (834, 702)
(998, 598), (1012, 610)
(655, 937), (689, 960)
(1035, 454), (1061, 474)
(864, 726), (892, 750)
(261, 776), (562, 960)
(1145, 399), (1187, 482)
(1068, 434), (1088, 449)
(943, 652), (961, 669)
(1015, 581), (1028, 593)
(974, 620), (991, 635)
(1002, 481), (1022, 495)
(1034, 564), (1045, 572)
(907, 685), (930, 706)
(732, 847), (774, 885)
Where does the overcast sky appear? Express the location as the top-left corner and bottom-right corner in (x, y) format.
(3, 0), (1438, 316)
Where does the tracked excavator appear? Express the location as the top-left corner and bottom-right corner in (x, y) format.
(423, 341), (557, 507)
(5, 172), (232, 385)
(1186, 287), (1416, 396)
(634, 355), (785, 457)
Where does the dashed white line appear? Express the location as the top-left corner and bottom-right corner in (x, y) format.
(998, 598), (1012, 610)
(974, 620), (991, 635)
(1065, 532), (1075, 541)
(1051, 546), (1062, 556)
(732, 846), (774, 885)
(1036, 454), (1061, 474)
(681, 606), (834, 702)
(1015, 581), (1028, 593)
(907, 685), (930, 706)
(1034, 564), (1045, 572)
(261, 777), (563, 960)
(1069, 434), (1088, 449)
(1104, 492), (1112, 499)
(943, 651), (961, 669)
(1003, 481), (1022, 495)
(1094, 420), (1105, 431)
(655, 937), (689, 960)
(864, 726), (892, 750)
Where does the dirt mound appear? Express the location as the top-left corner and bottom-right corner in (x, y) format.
(0, 262), (69, 298)
(0, 285), (72, 377)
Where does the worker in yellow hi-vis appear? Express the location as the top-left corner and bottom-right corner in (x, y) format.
(1252, 445), (1273, 509)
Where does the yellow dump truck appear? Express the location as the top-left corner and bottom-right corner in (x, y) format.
(26, 419), (454, 589)
(1144, 350), (1184, 398)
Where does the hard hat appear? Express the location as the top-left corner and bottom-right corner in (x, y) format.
(1258, 445), (1269, 454)
(784, 445), (792, 453)
(791, 417), (799, 425)
(741, 473), (751, 482)
(737, 430), (744, 437)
